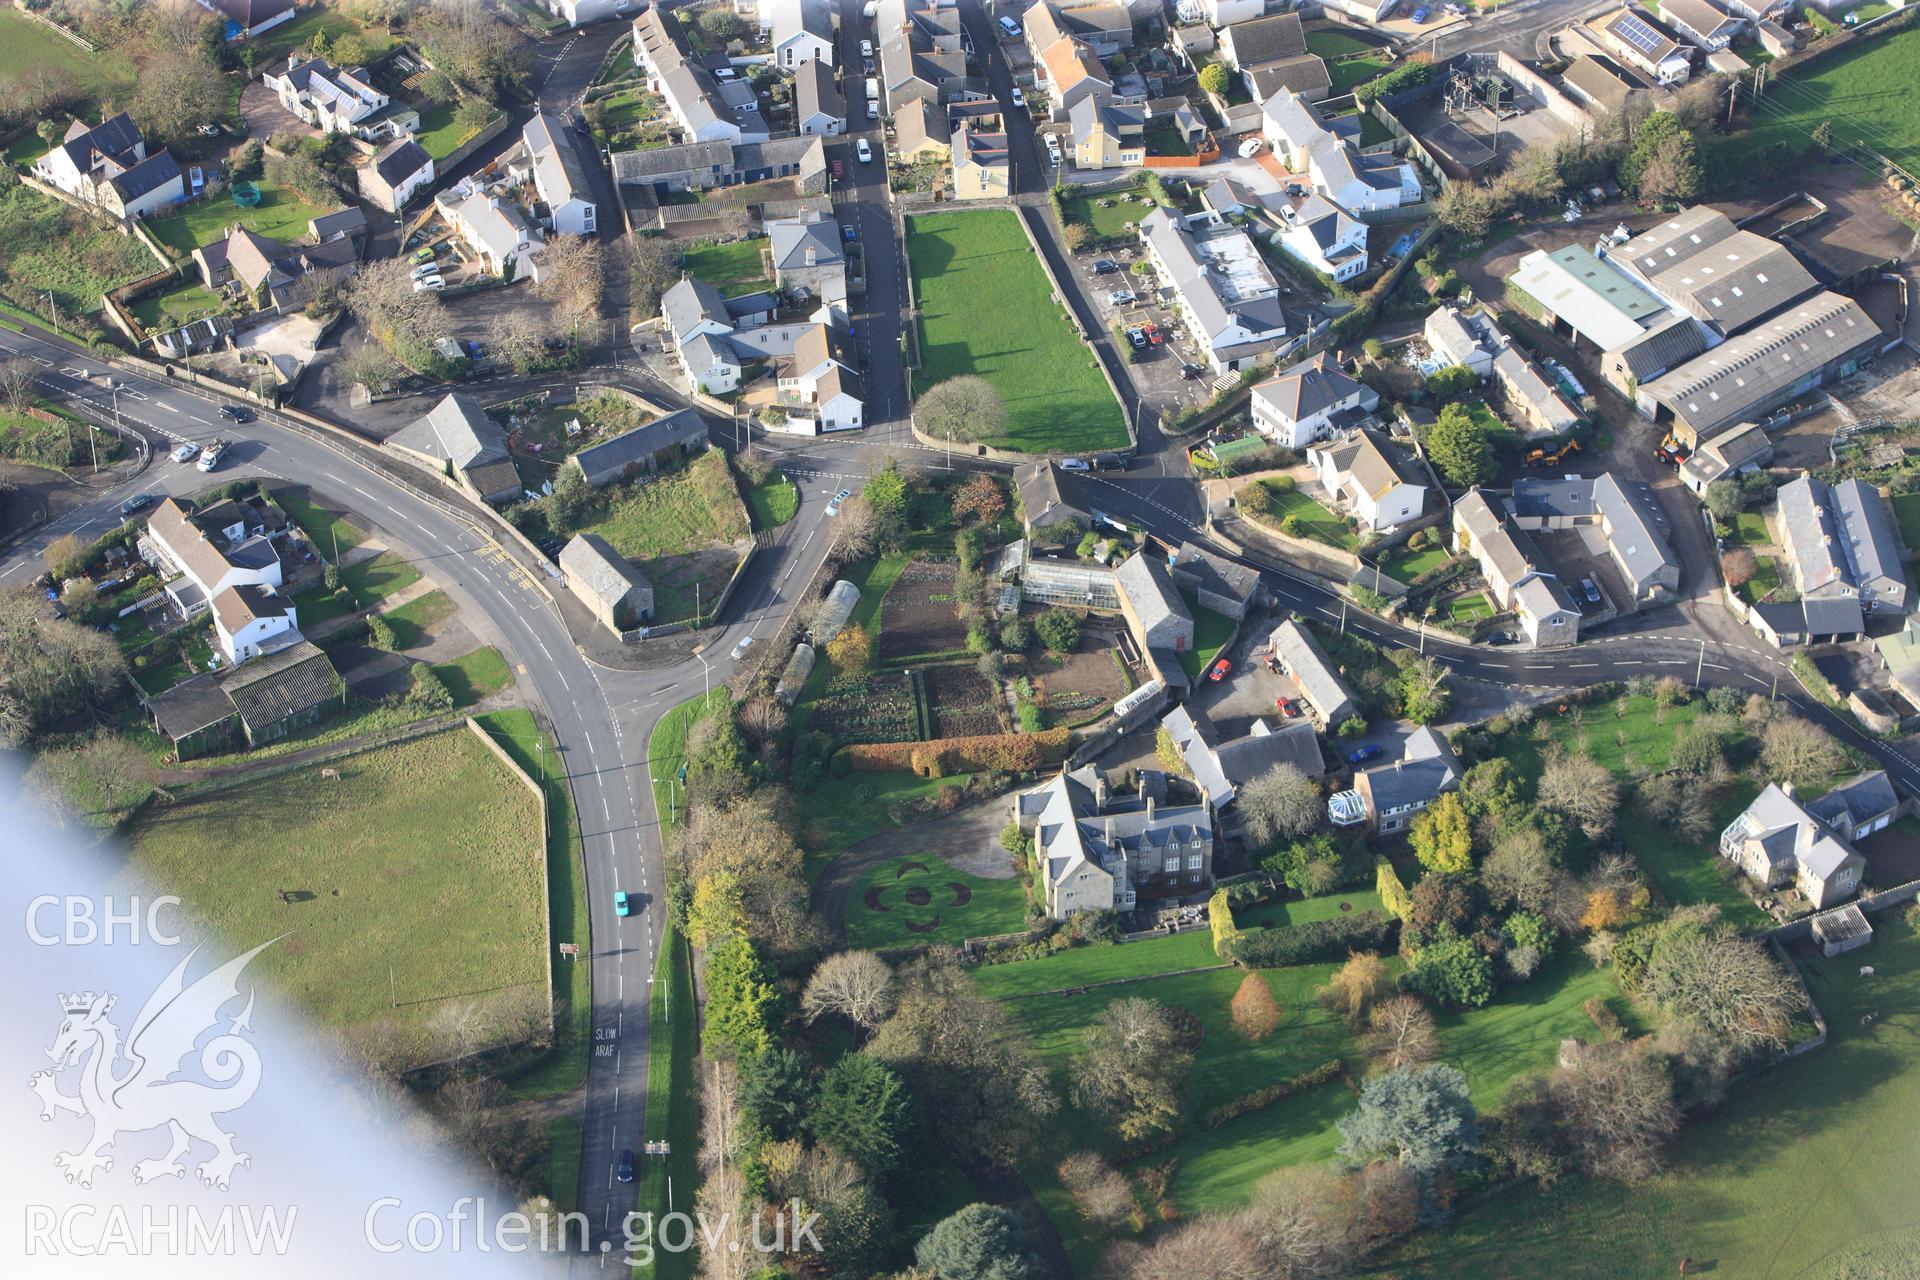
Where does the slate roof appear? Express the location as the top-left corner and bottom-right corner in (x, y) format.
(1161, 703), (1322, 809)
(767, 212), (843, 270)
(1268, 618), (1352, 720)
(525, 111), (594, 209)
(1138, 207), (1287, 350)
(1362, 725), (1460, 813)
(1016, 461), (1086, 525)
(569, 409), (708, 487)
(1561, 54), (1640, 113)
(1172, 540), (1260, 607)
(1246, 57), (1331, 102)
(212, 582), (292, 636)
(662, 275), (732, 338)
(1114, 553), (1191, 634)
(1593, 472), (1678, 589)
(309, 207), (369, 240)
(1833, 477), (1907, 601)
(390, 393), (511, 471)
(373, 138), (432, 187)
(57, 112), (143, 173)
(1261, 88), (1329, 155)
(1319, 429), (1419, 501)
(796, 58), (845, 123)
(220, 640), (339, 731)
(1254, 350), (1364, 425)
(613, 137), (736, 181)
(108, 150), (180, 202)
(1425, 306), (1501, 367)
(1807, 770), (1899, 831)
(1223, 12), (1308, 65)
(147, 673), (239, 741)
(561, 533), (650, 608)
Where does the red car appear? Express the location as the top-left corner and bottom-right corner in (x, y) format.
(1208, 658), (1231, 682)
(831, 159), (845, 181)
(1143, 322), (1164, 345)
(1275, 696), (1300, 718)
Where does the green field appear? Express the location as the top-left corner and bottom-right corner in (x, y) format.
(0, 9), (138, 117)
(128, 279), (226, 331)
(1889, 492), (1920, 551)
(582, 452), (750, 626)
(1709, 24), (1920, 178)
(906, 209), (1128, 454)
(746, 469), (798, 528)
(680, 238), (770, 295)
(1395, 917), (1920, 1278)
(545, 1118), (582, 1210)
(846, 853), (1030, 949)
(0, 182), (155, 316)
(121, 729), (545, 1065)
(430, 646), (514, 707)
(146, 181), (334, 256)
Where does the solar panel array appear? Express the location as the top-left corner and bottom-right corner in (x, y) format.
(1611, 12), (1667, 55)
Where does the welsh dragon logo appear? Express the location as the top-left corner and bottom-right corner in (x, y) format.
(29, 941), (274, 1191)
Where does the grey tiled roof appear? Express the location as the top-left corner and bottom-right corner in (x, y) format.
(1807, 770), (1899, 830)
(569, 410), (708, 487)
(390, 394), (510, 470)
(561, 533), (650, 607)
(1114, 553), (1190, 635)
(662, 276), (731, 339)
(220, 640), (339, 732)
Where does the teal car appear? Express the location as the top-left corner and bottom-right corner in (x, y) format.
(614, 891), (630, 917)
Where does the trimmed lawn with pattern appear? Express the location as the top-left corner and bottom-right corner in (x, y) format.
(846, 854), (1029, 950)
(907, 208), (1129, 453)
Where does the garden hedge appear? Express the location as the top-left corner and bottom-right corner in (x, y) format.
(1226, 909), (1397, 968)
(1203, 1059), (1344, 1129)
(840, 728), (1071, 778)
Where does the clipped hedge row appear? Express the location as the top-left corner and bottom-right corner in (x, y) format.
(1203, 1059), (1344, 1129)
(1209, 889), (1238, 959)
(1226, 910), (1397, 969)
(839, 727), (1072, 778)
(1376, 859), (1413, 922)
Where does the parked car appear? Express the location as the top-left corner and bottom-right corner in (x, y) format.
(413, 275), (445, 292)
(860, 38), (873, 56)
(171, 441), (200, 463)
(1092, 259), (1120, 275)
(863, 56), (875, 74)
(731, 635), (756, 660)
(867, 100), (880, 119)
(997, 15), (1021, 37)
(1125, 327), (1148, 349)
(411, 262), (440, 280)
(831, 159), (845, 181)
(614, 891), (630, 917)
(1107, 288), (1136, 306)
(856, 138), (873, 163)
(1143, 322), (1164, 345)
(1412, 6), (1431, 22)
(118, 494), (152, 518)
(1581, 578), (1601, 604)
(1091, 453), (1127, 471)
(616, 1150), (634, 1184)
(411, 246), (436, 264)
(197, 438), (228, 472)
(842, 222), (858, 242)
(1276, 696), (1301, 718)
(217, 405), (252, 423)
(1487, 631), (1518, 646)
(825, 487), (852, 516)
(1011, 86), (1026, 109)
(1180, 363), (1205, 380)
(1208, 658), (1231, 682)
(1059, 457), (1090, 472)
(1237, 137), (1264, 158)
(1348, 744), (1385, 766)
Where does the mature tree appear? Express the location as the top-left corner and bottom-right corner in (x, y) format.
(414, 0), (531, 97)
(619, 235), (681, 315)
(0, 589), (126, 748)
(808, 1051), (912, 1175)
(265, 148), (337, 204)
(1124, 1215), (1267, 1280)
(674, 792), (811, 952)
(1230, 972), (1281, 1041)
(1759, 716), (1845, 790)
(1424, 364), (1478, 401)
(701, 934), (780, 1060)
(1057, 1152), (1134, 1228)
(1483, 821), (1573, 921)
(915, 1203), (1039, 1280)
(1434, 181), (1497, 238)
(1618, 111), (1692, 198)
(79, 734), (147, 816)
(1321, 950), (1392, 1029)
(1702, 477), (1745, 521)
(737, 1046), (814, 1142)
(826, 621), (873, 674)
(801, 949), (895, 1029)
(131, 40), (226, 144)
(1458, 757), (1522, 821)
(1425, 403), (1496, 487)
(1393, 654), (1452, 724)
(43, 533), (88, 582)
(1405, 872), (1481, 947)
(1239, 762), (1322, 849)
(826, 493), (881, 564)
(336, 340), (406, 395)
(1033, 608), (1080, 653)
(486, 312), (548, 376)
(1720, 547), (1757, 590)
(533, 234), (605, 342)
(950, 474), (1007, 526)
(1405, 933), (1495, 1009)
(1636, 129), (1703, 206)
(1198, 62), (1231, 96)
(1550, 1039), (1680, 1183)
(1366, 995), (1441, 1072)
(698, 6), (746, 43)
(1409, 792), (1473, 875)
(1537, 750), (1620, 838)
(862, 462), (911, 536)
(0, 360), (36, 416)
(916, 375), (1007, 444)
(1644, 914), (1801, 1051)
(1072, 997), (1193, 1143)
(346, 257), (445, 359)
(867, 954), (1059, 1165)
(1635, 773), (1717, 843)
(1337, 1064), (1480, 1183)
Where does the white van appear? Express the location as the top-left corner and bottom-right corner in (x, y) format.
(864, 76), (880, 100)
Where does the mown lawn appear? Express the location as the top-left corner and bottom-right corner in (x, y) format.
(1889, 492), (1920, 552)
(413, 99), (489, 162)
(1179, 590), (1239, 681)
(747, 469), (798, 528)
(1391, 917), (1920, 1278)
(1255, 482), (1359, 550)
(1328, 53), (1392, 95)
(1446, 591), (1495, 622)
(800, 768), (979, 882)
(681, 238), (771, 295)
(846, 853), (1030, 949)
(1706, 23), (1920, 181)
(430, 646), (514, 707)
(121, 729), (545, 1066)
(1060, 181), (1157, 240)
(1730, 509), (1772, 546)
(381, 588), (455, 649)
(1380, 541), (1452, 583)
(907, 209), (1129, 454)
(128, 279), (226, 331)
(146, 179), (333, 256)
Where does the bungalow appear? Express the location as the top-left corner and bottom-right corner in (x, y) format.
(524, 112), (599, 237)
(1559, 53), (1645, 117)
(211, 582), (300, 665)
(568, 409), (709, 486)
(1014, 764), (1215, 919)
(1169, 541), (1261, 620)
(359, 138), (435, 213)
(1267, 618), (1355, 727)
(443, 190), (544, 281)
(193, 226), (359, 310)
(1452, 490), (1582, 647)
(1251, 351), (1379, 450)
(1658, 0), (1744, 52)
(1281, 194), (1368, 284)
(1720, 778), (1872, 908)
(561, 533), (654, 634)
(795, 59), (846, 135)
(1308, 429), (1426, 532)
(387, 393), (524, 506)
(1217, 12), (1331, 105)
(1161, 704), (1323, 815)
(263, 54), (388, 134)
(1809, 770), (1901, 844)
(1337, 726), (1461, 833)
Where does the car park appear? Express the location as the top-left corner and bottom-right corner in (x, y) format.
(1581, 578), (1601, 604)
(1107, 288), (1136, 306)
(1092, 259), (1119, 275)
(1348, 744), (1384, 766)
(1143, 322), (1163, 345)
(411, 262), (439, 280)
(614, 891), (630, 917)
(856, 139), (872, 163)
(1059, 457), (1090, 472)
(1208, 658), (1231, 682)
(411, 247), (435, 264)
(731, 635), (756, 660)
(171, 441), (200, 463)
(1180, 363), (1205, 380)
(118, 494), (152, 518)
(825, 487), (852, 516)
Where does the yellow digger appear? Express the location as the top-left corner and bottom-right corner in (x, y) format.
(1523, 439), (1581, 468)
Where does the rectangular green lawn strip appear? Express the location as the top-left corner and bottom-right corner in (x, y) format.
(906, 209), (1128, 453)
(279, 491), (366, 559)
(648, 690), (730, 838)
(801, 768), (978, 881)
(1259, 483), (1358, 550)
(634, 918), (699, 1280)
(1060, 183), (1157, 239)
(846, 854), (1029, 949)
(1446, 591), (1495, 622)
(120, 729), (545, 1065)
(147, 181), (334, 256)
(343, 551), (422, 603)
(381, 588), (456, 649)
(1731, 510), (1771, 546)
(1178, 591), (1238, 681)
(1328, 54), (1392, 95)
(545, 1118), (582, 1210)
(431, 646), (514, 707)
(128, 280), (225, 331)
(680, 238), (771, 295)
(0, 183), (155, 315)
(1380, 542), (1451, 582)
(747, 470), (798, 528)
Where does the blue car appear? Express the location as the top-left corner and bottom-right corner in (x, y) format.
(1412, 6), (1430, 21)
(1348, 744), (1384, 766)
(616, 1149), (634, 1184)
(614, 891), (630, 917)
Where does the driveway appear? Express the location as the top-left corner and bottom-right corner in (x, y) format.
(812, 793), (1020, 944)
(237, 81), (305, 143)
